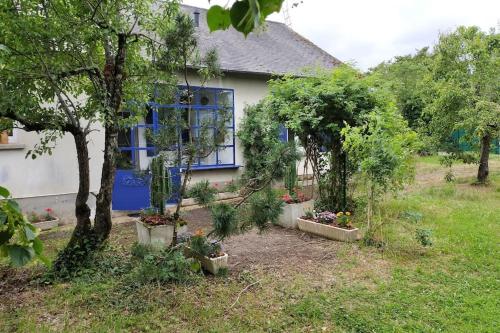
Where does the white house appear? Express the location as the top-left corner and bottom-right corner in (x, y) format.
(0, 5), (340, 222)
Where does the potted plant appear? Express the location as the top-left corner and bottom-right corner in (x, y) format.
(135, 154), (187, 248)
(276, 162), (314, 229)
(297, 210), (359, 242)
(184, 229), (228, 275)
(0, 118), (13, 144)
(27, 208), (59, 231)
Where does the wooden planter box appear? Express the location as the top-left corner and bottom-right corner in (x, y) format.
(276, 200), (314, 229)
(33, 218), (59, 231)
(184, 247), (228, 275)
(297, 218), (359, 242)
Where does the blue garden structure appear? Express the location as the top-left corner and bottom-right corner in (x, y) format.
(112, 85), (236, 211)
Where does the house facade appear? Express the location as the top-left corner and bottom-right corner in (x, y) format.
(0, 5), (340, 222)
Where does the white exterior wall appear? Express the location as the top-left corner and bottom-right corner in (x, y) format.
(0, 72), (271, 221)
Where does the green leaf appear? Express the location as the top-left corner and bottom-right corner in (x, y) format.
(0, 186), (10, 198)
(190, 259), (201, 272)
(206, 5), (231, 32)
(6, 199), (21, 213)
(258, 0), (284, 17)
(24, 225), (36, 241)
(230, 1), (254, 36)
(33, 237), (43, 255)
(7, 245), (34, 267)
(0, 211), (7, 225)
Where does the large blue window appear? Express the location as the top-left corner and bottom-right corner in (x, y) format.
(117, 86), (236, 170)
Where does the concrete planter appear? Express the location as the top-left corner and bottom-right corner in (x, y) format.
(297, 218), (359, 242)
(33, 218), (59, 231)
(276, 200), (314, 229)
(184, 247), (228, 275)
(177, 224), (188, 237)
(135, 219), (174, 248)
(135, 219), (188, 248)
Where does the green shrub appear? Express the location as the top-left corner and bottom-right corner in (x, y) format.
(189, 234), (222, 257)
(415, 228), (433, 247)
(188, 180), (218, 206)
(210, 203), (238, 240)
(134, 248), (201, 284)
(248, 188), (284, 230)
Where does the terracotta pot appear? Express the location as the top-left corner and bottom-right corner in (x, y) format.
(0, 131), (8, 144)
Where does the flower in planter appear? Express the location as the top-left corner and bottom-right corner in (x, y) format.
(316, 211), (337, 224)
(44, 208), (56, 221)
(337, 211), (352, 228)
(282, 193), (294, 204)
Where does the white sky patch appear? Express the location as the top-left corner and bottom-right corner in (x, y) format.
(183, 0), (500, 70)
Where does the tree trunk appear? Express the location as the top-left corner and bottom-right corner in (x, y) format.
(93, 33), (128, 243)
(53, 130), (97, 273)
(68, 130), (93, 241)
(477, 134), (490, 184)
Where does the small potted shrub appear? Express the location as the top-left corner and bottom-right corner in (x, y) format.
(185, 229), (228, 275)
(0, 118), (13, 144)
(297, 210), (359, 242)
(276, 162), (314, 229)
(136, 208), (187, 248)
(27, 208), (59, 231)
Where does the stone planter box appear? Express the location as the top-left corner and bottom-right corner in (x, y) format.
(33, 218), (59, 231)
(297, 218), (359, 242)
(184, 247), (228, 275)
(135, 219), (188, 248)
(276, 200), (314, 229)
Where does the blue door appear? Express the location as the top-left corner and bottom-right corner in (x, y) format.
(112, 170), (151, 210)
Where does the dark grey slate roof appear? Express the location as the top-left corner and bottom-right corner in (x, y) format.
(181, 5), (341, 76)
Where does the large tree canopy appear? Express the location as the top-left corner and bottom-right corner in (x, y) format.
(427, 26), (499, 183)
(266, 66), (383, 211)
(0, 0), (181, 274)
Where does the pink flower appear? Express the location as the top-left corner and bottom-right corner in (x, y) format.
(282, 194), (293, 204)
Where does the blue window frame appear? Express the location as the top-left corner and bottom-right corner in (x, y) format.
(117, 86), (236, 170)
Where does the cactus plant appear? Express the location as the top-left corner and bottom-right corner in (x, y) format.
(150, 154), (172, 215)
(284, 161), (297, 195)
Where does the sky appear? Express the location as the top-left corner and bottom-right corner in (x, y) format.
(183, 0), (500, 70)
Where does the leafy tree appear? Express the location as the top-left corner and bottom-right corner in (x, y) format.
(238, 101), (299, 182)
(370, 48), (435, 154)
(267, 65), (378, 211)
(342, 100), (418, 240)
(0, 0), (180, 274)
(427, 26), (499, 183)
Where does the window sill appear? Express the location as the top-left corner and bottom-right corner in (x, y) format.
(0, 144), (26, 150)
(186, 165), (241, 171)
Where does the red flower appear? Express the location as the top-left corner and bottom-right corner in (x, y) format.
(282, 193), (293, 204)
(45, 208), (53, 212)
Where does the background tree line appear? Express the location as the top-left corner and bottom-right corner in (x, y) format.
(370, 26), (499, 184)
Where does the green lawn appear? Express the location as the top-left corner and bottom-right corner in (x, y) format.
(1, 157), (499, 332)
